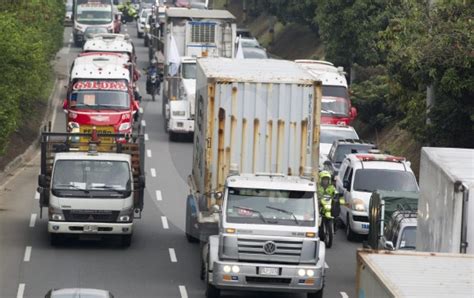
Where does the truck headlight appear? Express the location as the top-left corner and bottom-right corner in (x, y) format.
(231, 265), (240, 273)
(307, 269), (315, 277)
(119, 122), (131, 131)
(172, 110), (185, 117)
(352, 199), (366, 211)
(223, 265), (231, 273)
(49, 207), (64, 221)
(118, 209), (133, 222)
(298, 269), (306, 277)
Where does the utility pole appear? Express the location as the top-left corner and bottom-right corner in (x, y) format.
(426, 0), (436, 124)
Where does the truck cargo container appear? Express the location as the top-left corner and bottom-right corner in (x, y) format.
(416, 147), (474, 254)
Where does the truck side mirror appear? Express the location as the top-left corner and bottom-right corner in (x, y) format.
(38, 174), (47, 188)
(350, 107), (358, 119)
(384, 240), (394, 250)
(211, 204), (221, 214)
(343, 180), (350, 190)
(214, 192), (223, 200)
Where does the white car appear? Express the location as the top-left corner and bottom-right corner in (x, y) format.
(137, 8), (151, 38)
(319, 124), (359, 168)
(335, 154), (419, 241)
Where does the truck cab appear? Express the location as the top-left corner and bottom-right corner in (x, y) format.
(166, 57), (196, 140)
(296, 60), (357, 125)
(65, 54), (139, 140)
(37, 130), (145, 247)
(205, 173), (325, 298)
(73, 0), (115, 46)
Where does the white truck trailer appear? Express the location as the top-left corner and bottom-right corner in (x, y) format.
(356, 249), (474, 298)
(161, 8), (236, 140)
(185, 58), (325, 298)
(416, 147), (474, 254)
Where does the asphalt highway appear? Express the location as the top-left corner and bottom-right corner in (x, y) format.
(0, 24), (361, 298)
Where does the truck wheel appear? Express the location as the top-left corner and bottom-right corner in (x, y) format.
(205, 257), (220, 298)
(121, 234), (132, 248)
(307, 288), (323, 298)
(169, 132), (176, 142)
(50, 233), (63, 246)
(346, 214), (357, 242)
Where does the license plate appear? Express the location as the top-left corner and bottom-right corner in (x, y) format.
(259, 267), (279, 276)
(177, 122), (183, 127)
(80, 126), (114, 143)
(361, 223), (369, 230)
(83, 225), (98, 233)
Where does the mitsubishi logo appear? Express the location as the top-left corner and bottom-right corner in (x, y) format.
(87, 215), (94, 221)
(263, 241), (277, 255)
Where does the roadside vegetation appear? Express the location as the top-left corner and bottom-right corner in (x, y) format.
(226, 0), (473, 149)
(0, 1), (64, 156)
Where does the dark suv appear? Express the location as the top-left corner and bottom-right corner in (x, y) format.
(323, 139), (376, 176)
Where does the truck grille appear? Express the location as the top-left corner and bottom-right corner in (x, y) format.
(63, 210), (119, 222)
(237, 237), (303, 264)
(245, 276), (291, 285)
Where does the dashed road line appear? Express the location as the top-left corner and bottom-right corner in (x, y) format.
(178, 285), (188, 298)
(23, 246), (32, 262)
(144, 133), (149, 141)
(139, 107), (143, 114)
(340, 292), (349, 298)
(146, 149), (152, 158)
(169, 248), (177, 263)
(141, 120), (146, 127)
(29, 214), (37, 228)
(161, 216), (169, 229)
(156, 190), (162, 201)
(16, 283), (25, 298)
(150, 168), (156, 177)
(34, 192), (40, 200)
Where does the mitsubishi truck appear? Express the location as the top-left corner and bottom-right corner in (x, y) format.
(296, 60), (357, 125)
(73, 0), (115, 47)
(185, 58), (325, 298)
(160, 8), (236, 140)
(37, 128), (145, 247)
(416, 147), (474, 254)
(65, 53), (140, 141)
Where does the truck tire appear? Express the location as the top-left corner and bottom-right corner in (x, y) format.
(346, 214), (357, 242)
(205, 256), (220, 298)
(307, 288), (323, 298)
(121, 234), (132, 248)
(186, 196), (199, 243)
(50, 233), (63, 246)
(169, 131), (176, 142)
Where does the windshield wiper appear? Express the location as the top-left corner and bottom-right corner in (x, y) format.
(90, 185), (127, 194)
(266, 206), (300, 225)
(53, 184), (89, 193)
(233, 206), (267, 224)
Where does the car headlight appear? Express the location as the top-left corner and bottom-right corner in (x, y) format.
(172, 110), (186, 117)
(49, 207), (64, 221)
(352, 199), (366, 211)
(119, 122), (131, 131)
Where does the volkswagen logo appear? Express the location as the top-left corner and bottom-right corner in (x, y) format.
(263, 241), (277, 255)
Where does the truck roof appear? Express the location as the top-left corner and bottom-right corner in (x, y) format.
(71, 57), (130, 81)
(295, 59), (347, 87)
(166, 8), (235, 20)
(83, 34), (133, 54)
(226, 174), (316, 192)
(358, 249), (474, 297)
(421, 147), (474, 188)
(198, 58), (318, 85)
(54, 152), (131, 162)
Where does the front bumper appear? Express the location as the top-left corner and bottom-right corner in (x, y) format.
(211, 261), (324, 292)
(48, 221), (133, 235)
(169, 118), (194, 133)
(349, 210), (369, 235)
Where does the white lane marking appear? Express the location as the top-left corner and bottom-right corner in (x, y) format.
(144, 133), (149, 141)
(340, 292), (349, 298)
(156, 190), (162, 201)
(29, 214), (37, 228)
(168, 248), (177, 263)
(150, 168), (156, 177)
(139, 107), (143, 114)
(23, 246), (32, 262)
(34, 191), (40, 200)
(161, 216), (169, 229)
(146, 149), (152, 158)
(141, 120), (146, 127)
(324, 262), (329, 269)
(178, 285), (188, 298)
(17, 283), (25, 298)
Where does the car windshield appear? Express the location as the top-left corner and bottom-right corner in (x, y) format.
(52, 160), (131, 198)
(334, 144), (375, 163)
(399, 226), (417, 250)
(71, 90), (130, 110)
(85, 27), (108, 36)
(182, 63), (196, 79)
(322, 96), (349, 116)
(320, 128), (358, 144)
(226, 188), (315, 226)
(353, 169), (419, 192)
(77, 9), (113, 25)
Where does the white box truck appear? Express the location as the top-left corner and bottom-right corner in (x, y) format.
(161, 8), (236, 140)
(185, 58), (325, 298)
(416, 147), (474, 254)
(356, 249), (474, 298)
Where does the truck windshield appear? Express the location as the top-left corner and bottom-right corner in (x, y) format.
(353, 169), (419, 193)
(399, 226), (416, 250)
(321, 86), (349, 116)
(77, 8), (113, 25)
(182, 63), (197, 79)
(320, 128), (358, 144)
(334, 144), (375, 163)
(226, 188), (315, 226)
(71, 91), (130, 110)
(52, 160), (131, 198)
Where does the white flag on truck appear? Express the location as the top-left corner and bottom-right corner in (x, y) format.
(235, 36), (244, 59)
(168, 34), (180, 76)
